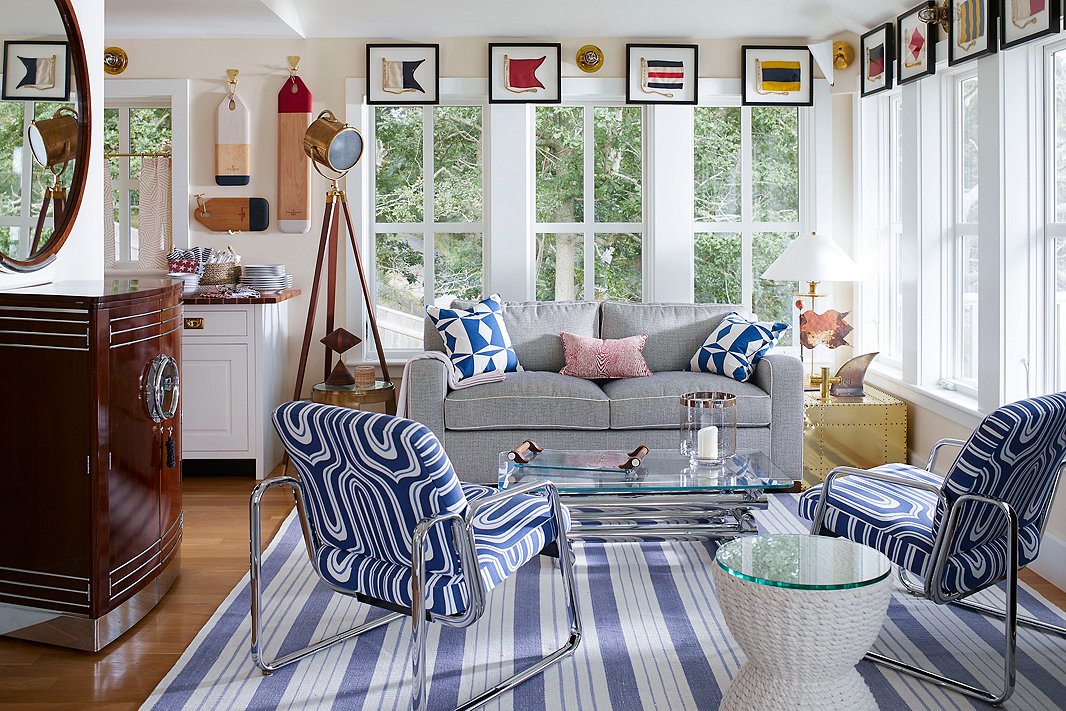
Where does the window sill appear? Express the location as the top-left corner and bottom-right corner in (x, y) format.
(866, 366), (984, 430)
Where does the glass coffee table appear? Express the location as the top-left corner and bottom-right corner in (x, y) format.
(712, 534), (893, 710)
(497, 448), (796, 539)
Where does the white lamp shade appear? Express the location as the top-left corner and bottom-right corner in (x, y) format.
(760, 232), (860, 283)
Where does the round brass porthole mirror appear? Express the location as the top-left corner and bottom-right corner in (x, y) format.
(0, 0), (91, 273)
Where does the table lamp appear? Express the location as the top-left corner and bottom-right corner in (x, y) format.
(760, 232), (860, 388)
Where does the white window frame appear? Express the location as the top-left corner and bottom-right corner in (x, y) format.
(368, 100), (487, 360)
(1044, 40), (1066, 394)
(532, 102), (647, 302)
(941, 68), (980, 396)
(103, 79), (190, 275)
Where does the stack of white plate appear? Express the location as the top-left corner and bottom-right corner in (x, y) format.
(168, 272), (201, 294)
(241, 264), (293, 291)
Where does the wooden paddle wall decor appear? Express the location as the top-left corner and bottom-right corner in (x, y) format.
(194, 197), (270, 232)
(278, 57), (312, 233)
(216, 69), (251, 186)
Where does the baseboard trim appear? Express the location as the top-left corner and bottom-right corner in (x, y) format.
(1031, 531), (1066, 593)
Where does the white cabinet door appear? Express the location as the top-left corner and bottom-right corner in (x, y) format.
(182, 343), (249, 452)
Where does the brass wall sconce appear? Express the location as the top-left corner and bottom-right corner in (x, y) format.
(832, 41), (855, 70)
(576, 45), (604, 73)
(917, 0), (950, 34)
(104, 47), (128, 75)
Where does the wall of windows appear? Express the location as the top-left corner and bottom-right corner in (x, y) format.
(692, 105), (801, 345)
(372, 105), (485, 350)
(360, 77), (824, 356)
(534, 105), (644, 302)
(1049, 44), (1066, 394)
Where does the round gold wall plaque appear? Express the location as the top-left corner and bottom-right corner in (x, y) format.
(104, 47), (128, 75)
(576, 45), (604, 73)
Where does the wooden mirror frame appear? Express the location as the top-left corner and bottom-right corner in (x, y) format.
(0, 0), (91, 273)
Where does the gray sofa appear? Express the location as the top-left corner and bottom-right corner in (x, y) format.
(405, 301), (803, 484)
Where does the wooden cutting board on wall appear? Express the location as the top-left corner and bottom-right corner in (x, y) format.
(278, 75), (312, 233)
(216, 93), (251, 186)
(193, 197), (269, 232)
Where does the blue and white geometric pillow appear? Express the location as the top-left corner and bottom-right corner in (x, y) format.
(426, 294), (522, 380)
(687, 312), (789, 382)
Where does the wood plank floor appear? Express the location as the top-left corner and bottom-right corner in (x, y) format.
(0, 475), (1063, 709)
(0, 474), (294, 711)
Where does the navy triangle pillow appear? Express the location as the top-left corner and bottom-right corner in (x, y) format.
(687, 312), (788, 382)
(426, 294), (522, 380)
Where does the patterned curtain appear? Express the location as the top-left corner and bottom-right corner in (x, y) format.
(103, 167), (117, 269)
(137, 156), (172, 270)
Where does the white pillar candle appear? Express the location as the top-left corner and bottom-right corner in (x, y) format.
(698, 425), (719, 459)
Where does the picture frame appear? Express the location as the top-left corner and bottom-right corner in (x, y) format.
(1000, 0), (1060, 50)
(949, 0), (998, 64)
(860, 23), (895, 97)
(2, 40), (71, 101)
(740, 45), (814, 107)
(897, 3), (937, 85)
(366, 44), (439, 105)
(625, 44), (699, 105)
(488, 43), (561, 104)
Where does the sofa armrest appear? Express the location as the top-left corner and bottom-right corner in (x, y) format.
(406, 356), (448, 439)
(751, 353), (804, 480)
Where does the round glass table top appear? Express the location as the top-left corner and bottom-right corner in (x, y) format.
(715, 534), (892, 591)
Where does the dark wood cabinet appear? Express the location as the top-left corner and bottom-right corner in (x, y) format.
(0, 279), (183, 651)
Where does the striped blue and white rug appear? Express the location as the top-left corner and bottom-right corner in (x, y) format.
(143, 496), (1066, 710)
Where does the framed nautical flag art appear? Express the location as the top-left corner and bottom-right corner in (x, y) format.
(861, 24), (894, 97)
(366, 44), (439, 105)
(1000, 0), (1060, 49)
(897, 3), (937, 85)
(949, 0), (998, 64)
(2, 41), (70, 101)
(488, 43), (561, 104)
(625, 44), (698, 104)
(741, 46), (813, 106)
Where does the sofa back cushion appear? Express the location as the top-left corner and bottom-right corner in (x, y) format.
(600, 302), (745, 372)
(424, 300), (600, 372)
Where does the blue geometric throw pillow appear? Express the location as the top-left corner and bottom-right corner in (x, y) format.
(426, 294), (522, 380)
(687, 312), (789, 382)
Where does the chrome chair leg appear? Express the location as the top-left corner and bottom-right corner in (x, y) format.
(409, 485), (583, 711)
(250, 477), (403, 674)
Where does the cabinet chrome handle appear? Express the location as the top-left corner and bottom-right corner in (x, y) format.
(146, 354), (180, 422)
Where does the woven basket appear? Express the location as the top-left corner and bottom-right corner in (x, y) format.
(200, 263), (242, 286)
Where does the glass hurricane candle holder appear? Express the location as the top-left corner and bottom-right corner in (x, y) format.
(680, 391), (737, 465)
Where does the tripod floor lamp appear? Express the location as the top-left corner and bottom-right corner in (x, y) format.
(291, 110), (393, 410)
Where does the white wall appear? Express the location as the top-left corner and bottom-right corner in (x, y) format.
(0, 0), (104, 290)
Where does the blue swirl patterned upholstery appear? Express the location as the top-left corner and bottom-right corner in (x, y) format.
(272, 401), (569, 616)
(801, 393), (1066, 597)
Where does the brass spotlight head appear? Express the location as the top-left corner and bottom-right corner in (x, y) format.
(28, 106), (79, 176)
(303, 110), (364, 179)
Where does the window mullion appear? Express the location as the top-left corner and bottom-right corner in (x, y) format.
(583, 105), (595, 301)
(423, 107), (434, 305)
(120, 107), (133, 262)
(741, 107), (754, 310)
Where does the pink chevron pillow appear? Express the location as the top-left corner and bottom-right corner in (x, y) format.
(559, 331), (652, 379)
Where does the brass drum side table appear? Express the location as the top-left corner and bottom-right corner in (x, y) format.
(311, 380), (396, 414)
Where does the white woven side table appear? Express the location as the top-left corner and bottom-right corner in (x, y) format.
(712, 534), (893, 711)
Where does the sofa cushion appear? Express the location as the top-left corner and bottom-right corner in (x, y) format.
(599, 302), (745, 372)
(600, 371), (772, 430)
(445, 371), (610, 431)
(688, 312), (788, 382)
(560, 332), (651, 379)
(426, 300), (600, 373)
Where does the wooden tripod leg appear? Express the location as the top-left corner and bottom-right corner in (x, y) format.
(291, 194), (339, 402)
(32, 190), (52, 253)
(324, 190), (341, 382)
(340, 198), (396, 412)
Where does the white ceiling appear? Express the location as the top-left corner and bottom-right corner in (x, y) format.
(105, 0), (914, 39)
(1, 0), (66, 37)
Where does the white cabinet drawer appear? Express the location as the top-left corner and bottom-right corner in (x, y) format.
(182, 309), (247, 338)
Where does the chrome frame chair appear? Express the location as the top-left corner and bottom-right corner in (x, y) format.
(250, 403), (582, 711)
(808, 434), (1066, 706)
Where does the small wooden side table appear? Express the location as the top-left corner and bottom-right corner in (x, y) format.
(803, 386), (907, 488)
(311, 380), (396, 414)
